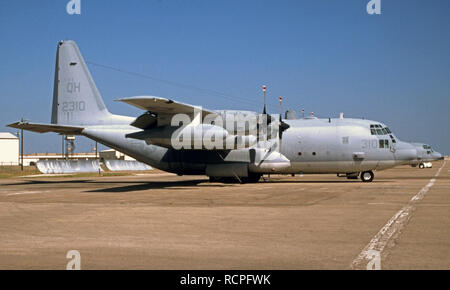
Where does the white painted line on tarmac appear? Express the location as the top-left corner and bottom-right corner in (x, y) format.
(351, 161), (447, 269)
(6, 190), (48, 196)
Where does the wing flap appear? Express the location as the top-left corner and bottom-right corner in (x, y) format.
(7, 121), (84, 134)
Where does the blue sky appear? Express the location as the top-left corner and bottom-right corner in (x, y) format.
(0, 0), (449, 154)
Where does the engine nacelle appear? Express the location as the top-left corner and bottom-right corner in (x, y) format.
(248, 150), (291, 173)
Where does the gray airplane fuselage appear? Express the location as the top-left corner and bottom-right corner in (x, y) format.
(80, 114), (430, 176)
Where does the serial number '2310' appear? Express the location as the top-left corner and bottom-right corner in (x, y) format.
(62, 101), (86, 112)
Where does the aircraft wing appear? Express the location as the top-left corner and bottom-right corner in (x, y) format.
(116, 96), (215, 116)
(7, 121), (84, 135)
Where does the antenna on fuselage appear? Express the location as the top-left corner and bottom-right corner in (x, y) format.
(262, 85), (267, 114)
(279, 96), (283, 123)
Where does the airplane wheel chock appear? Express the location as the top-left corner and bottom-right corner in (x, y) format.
(360, 171), (374, 182)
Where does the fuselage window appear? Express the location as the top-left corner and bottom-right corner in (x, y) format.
(376, 129), (383, 135)
(384, 140), (389, 148)
(312, 152), (316, 156)
(385, 127), (392, 134)
(298, 152), (302, 156)
(382, 128), (388, 135)
(342, 136), (349, 144)
(379, 140), (384, 148)
(370, 129), (376, 135)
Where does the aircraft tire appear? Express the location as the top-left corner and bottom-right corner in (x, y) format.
(419, 163), (425, 169)
(241, 173), (262, 183)
(360, 171), (374, 182)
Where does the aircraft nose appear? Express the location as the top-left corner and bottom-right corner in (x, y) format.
(433, 151), (443, 160)
(394, 142), (418, 164)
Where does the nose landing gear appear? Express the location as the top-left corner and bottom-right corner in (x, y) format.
(360, 171), (374, 182)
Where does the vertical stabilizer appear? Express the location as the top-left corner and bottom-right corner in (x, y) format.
(51, 40), (111, 125)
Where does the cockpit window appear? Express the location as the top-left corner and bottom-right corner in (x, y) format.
(370, 125), (393, 135)
(389, 135), (396, 143)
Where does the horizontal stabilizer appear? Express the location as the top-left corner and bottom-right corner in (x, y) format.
(7, 121), (84, 135)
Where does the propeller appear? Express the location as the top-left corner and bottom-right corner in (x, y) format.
(278, 96), (290, 151)
(257, 86), (290, 147)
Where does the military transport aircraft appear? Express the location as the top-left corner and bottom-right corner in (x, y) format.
(8, 40), (442, 182)
(408, 143), (443, 168)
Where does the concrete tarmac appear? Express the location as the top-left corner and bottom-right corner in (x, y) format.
(0, 161), (448, 269)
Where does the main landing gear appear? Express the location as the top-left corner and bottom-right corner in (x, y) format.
(360, 171), (374, 182)
(340, 171), (375, 182)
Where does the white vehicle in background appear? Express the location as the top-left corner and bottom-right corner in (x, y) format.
(418, 162), (432, 169)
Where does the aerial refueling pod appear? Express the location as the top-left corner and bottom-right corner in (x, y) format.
(126, 124), (257, 150)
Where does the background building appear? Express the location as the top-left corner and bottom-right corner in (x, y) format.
(98, 149), (136, 161)
(20, 150), (137, 166)
(0, 132), (19, 166)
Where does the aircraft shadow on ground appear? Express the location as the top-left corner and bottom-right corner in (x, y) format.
(2, 180), (92, 186)
(1, 177), (395, 193)
(88, 179), (386, 193)
(2, 179), (222, 191)
(86, 179), (232, 192)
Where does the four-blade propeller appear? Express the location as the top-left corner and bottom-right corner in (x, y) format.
(260, 86), (290, 149)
